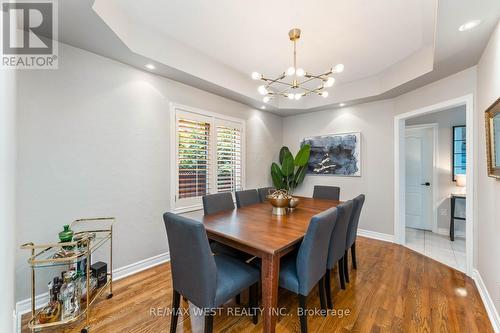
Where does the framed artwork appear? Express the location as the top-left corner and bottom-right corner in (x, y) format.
(485, 97), (500, 179)
(300, 132), (361, 176)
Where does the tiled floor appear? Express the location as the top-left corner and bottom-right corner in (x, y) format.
(405, 227), (466, 272)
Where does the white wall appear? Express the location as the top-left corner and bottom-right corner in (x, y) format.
(15, 42), (282, 302)
(406, 106), (466, 235)
(283, 100), (396, 235)
(282, 67), (476, 237)
(0, 69), (17, 332)
(476, 21), (500, 315)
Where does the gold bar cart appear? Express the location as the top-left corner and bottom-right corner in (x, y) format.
(21, 217), (114, 333)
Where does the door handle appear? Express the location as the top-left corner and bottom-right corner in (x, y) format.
(421, 182), (431, 186)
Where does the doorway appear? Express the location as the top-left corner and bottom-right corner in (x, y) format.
(394, 95), (474, 275)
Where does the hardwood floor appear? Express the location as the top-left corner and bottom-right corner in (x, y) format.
(22, 237), (493, 333)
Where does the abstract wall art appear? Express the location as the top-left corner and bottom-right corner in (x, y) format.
(300, 132), (361, 176)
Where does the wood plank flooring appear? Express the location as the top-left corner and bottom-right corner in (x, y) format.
(22, 237), (493, 333)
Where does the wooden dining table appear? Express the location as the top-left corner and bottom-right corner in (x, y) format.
(198, 196), (342, 333)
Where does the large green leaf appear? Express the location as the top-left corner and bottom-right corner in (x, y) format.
(279, 146), (291, 164)
(293, 165), (307, 187)
(294, 144), (311, 166)
(271, 163), (284, 189)
(281, 151), (295, 176)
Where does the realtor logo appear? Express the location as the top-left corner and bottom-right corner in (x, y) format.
(1, 0), (58, 69)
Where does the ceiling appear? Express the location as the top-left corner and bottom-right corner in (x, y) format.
(52, 0), (499, 116)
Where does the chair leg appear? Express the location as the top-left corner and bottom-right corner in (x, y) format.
(298, 294), (308, 333)
(170, 290), (181, 333)
(325, 269), (333, 309)
(343, 251), (350, 283)
(338, 259), (346, 290)
(351, 242), (357, 269)
(249, 283), (259, 324)
(235, 293), (241, 305)
(204, 312), (214, 333)
(318, 277), (327, 315)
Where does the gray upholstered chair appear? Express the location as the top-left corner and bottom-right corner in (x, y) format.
(313, 185), (340, 201)
(163, 213), (260, 333)
(235, 189), (260, 208)
(278, 207), (337, 333)
(343, 194), (365, 283)
(202, 192), (235, 215)
(324, 200), (353, 309)
(202, 191), (254, 290)
(258, 187), (275, 202)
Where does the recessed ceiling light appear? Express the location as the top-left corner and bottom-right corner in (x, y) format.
(260, 106), (266, 109)
(145, 63), (156, 70)
(339, 103), (346, 107)
(458, 20), (481, 32)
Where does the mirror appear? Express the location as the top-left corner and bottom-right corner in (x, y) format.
(485, 97), (500, 179)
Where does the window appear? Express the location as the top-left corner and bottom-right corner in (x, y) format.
(172, 105), (244, 211)
(452, 125), (466, 181)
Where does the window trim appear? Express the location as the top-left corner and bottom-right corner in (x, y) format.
(169, 103), (246, 213)
(452, 125), (466, 181)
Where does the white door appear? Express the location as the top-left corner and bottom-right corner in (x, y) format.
(405, 127), (433, 230)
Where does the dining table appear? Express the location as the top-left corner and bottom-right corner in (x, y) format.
(197, 196), (342, 333)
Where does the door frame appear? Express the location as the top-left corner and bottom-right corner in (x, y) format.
(404, 123), (439, 234)
(394, 94), (474, 276)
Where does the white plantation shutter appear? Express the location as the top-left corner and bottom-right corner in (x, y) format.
(177, 117), (211, 200)
(216, 124), (242, 193)
(172, 106), (244, 211)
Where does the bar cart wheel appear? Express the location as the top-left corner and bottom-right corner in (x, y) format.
(107, 293), (113, 299)
(81, 328), (89, 333)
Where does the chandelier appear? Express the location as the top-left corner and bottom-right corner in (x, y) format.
(251, 28), (344, 103)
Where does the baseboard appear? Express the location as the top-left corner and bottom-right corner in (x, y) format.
(15, 251), (170, 332)
(437, 227), (465, 238)
(358, 228), (394, 243)
(472, 269), (500, 333)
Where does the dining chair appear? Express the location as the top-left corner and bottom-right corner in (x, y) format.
(202, 192), (235, 215)
(278, 207), (337, 333)
(202, 192), (254, 295)
(163, 213), (260, 333)
(312, 185), (340, 201)
(235, 189), (260, 208)
(343, 194), (365, 283)
(324, 200), (353, 309)
(257, 187), (275, 202)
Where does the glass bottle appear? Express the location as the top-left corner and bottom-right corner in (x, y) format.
(59, 271), (79, 320)
(39, 278), (61, 323)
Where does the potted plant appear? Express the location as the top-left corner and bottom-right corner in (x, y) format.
(270, 144), (311, 210)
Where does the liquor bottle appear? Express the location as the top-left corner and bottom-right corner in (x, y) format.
(38, 278), (61, 323)
(59, 271), (79, 320)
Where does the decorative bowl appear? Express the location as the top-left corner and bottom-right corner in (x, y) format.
(288, 197), (300, 211)
(267, 196), (291, 215)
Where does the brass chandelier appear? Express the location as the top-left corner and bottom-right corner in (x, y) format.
(251, 28), (344, 103)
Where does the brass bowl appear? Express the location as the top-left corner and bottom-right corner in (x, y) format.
(288, 197), (300, 211)
(267, 196), (291, 216)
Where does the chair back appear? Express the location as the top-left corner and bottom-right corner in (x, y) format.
(327, 200), (353, 269)
(296, 207), (337, 295)
(346, 194), (365, 248)
(258, 187), (275, 202)
(163, 212), (217, 308)
(313, 185), (340, 201)
(235, 189), (260, 208)
(202, 192), (234, 215)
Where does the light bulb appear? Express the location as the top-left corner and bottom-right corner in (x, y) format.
(258, 85), (268, 95)
(324, 77), (335, 88)
(321, 91), (329, 98)
(263, 96), (270, 103)
(334, 64), (344, 73)
(251, 72), (262, 80)
(145, 64), (155, 70)
(287, 67), (296, 76)
(458, 20), (481, 31)
(287, 93), (294, 100)
(294, 93), (302, 100)
(296, 68), (305, 77)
